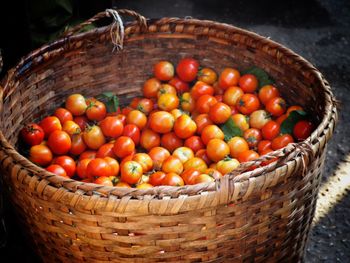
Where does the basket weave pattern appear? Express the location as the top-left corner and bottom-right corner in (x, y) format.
(0, 9), (337, 262)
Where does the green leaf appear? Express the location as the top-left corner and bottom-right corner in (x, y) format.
(96, 92), (120, 113)
(242, 66), (274, 87)
(220, 117), (243, 142)
(281, 110), (307, 134)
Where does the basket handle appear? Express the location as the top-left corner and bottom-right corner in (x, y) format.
(62, 9), (147, 38)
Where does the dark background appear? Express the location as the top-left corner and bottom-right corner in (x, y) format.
(0, 0), (349, 262)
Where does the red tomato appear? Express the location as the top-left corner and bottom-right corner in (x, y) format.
(169, 77), (190, 93)
(236, 94), (260, 115)
(140, 129), (161, 151)
(194, 114), (213, 134)
(79, 150), (97, 161)
(83, 125), (106, 150)
(70, 133), (87, 156)
(20, 123), (44, 146)
(113, 136), (135, 159)
(39, 116), (62, 138)
(149, 111), (175, 134)
(195, 95), (217, 114)
(181, 168), (201, 185)
(122, 124), (141, 145)
(237, 150), (260, 163)
(76, 159), (91, 179)
(209, 102), (231, 124)
(160, 132), (183, 152)
(126, 110), (147, 130)
(191, 81), (214, 100)
(198, 68), (217, 85)
(271, 134), (294, 150)
(261, 121), (280, 140)
(104, 157), (120, 177)
(130, 97), (141, 109)
(206, 139), (230, 162)
(96, 143), (115, 158)
(149, 171), (166, 186)
(218, 68), (240, 89)
(162, 156), (183, 174)
(86, 99), (107, 121)
(265, 97), (287, 117)
(65, 94), (87, 116)
(201, 125), (224, 145)
(176, 58), (199, 82)
(238, 74), (258, 93)
(184, 136), (205, 153)
(87, 158), (112, 178)
(143, 78), (162, 98)
(243, 128), (262, 148)
(53, 155), (76, 178)
(258, 85), (280, 105)
(29, 144), (53, 166)
(174, 114), (197, 139)
(94, 176), (113, 186)
(154, 61), (174, 81)
(257, 140), (272, 155)
(121, 161), (143, 184)
(148, 147), (170, 170)
(73, 116), (89, 131)
(162, 173), (184, 186)
(46, 164), (68, 178)
(99, 116), (124, 138)
(47, 130), (71, 155)
(293, 120), (313, 141)
(136, 98), (154, 115)
(54, 108), (73, 124)
(195, 149), (212, 166)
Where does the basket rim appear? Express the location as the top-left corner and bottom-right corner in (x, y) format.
(0, 14), (338, 202)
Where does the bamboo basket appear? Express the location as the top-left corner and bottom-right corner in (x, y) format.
(0, 9), (337, 262)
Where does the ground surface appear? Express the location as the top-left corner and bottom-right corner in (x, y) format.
(0, 0), (349, 262)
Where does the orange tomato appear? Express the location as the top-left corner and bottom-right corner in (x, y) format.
(113, 136), (135, 159)
(149, 111), (175, 134)
(148, 147), (170, 170)
(206, 139), (230, 162)
(227, 136), (249, 158)
(223, 86), (243, 106)
(174, 114), (197, 139)
(161, 132), (183, 152)
(121, 161), (143, 185)
(201, 125), (224, 145)
(29, 144), (53, 166)
(218, 68), (240, 89)
(140, 129), (161, 151)
(162, 156), (183, 174)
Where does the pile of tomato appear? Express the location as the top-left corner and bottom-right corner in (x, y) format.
(19, 58), (313, 188)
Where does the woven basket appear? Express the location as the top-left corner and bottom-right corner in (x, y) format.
(0, 9), (337, 262)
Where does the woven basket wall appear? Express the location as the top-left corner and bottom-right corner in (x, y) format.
(0, 9), (337, 262)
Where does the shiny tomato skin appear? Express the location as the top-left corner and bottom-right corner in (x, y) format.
(286, 105), (304, 116)
(104, 157), (120, 177)
(169, 77), (190, 93)
(47, 130), (71, 155)
(148, 147), (171, 170)
(218, 68), (240, 89)
(243, 128), (262, 149)
(126, 110), (147, 130)
(184, 136), (205, 153)
(265, 97), (287, 117)
(206, 139), (230, 162)
(85, 99), (107, 121)
(83, 125), (106, 150)
(99, 116), (124, 138)
(113, 136), (135, 159)
(73, 116), (89, 131)
(216, 158), (240, 175)
(183, 157), (208, 173)
(181, 168), (201, 185)
(227, 136), (250, 158)
(149, 171), (166, 186)
(198, 67), (217, 85)
(271, 134), (294, 150)
(238, 74), (258, 93)
(162, 156), (183, 174)
(94, 176), (113, 186)
(195, 174), (215, 184)
(121, 161), (143, 185)
(194, 114), (213, 134)
(249, 110), (271, 129)
(293, 120), (313, 141)
(201, 125), (224, 145)
(20, 123), (45, 146)
(132, 153), (153, 173)
(140, 129), (161, 151)
(258, 85), (280, 105)
(136, 98), (154, 115)
(176, 58), (199, 82)
(236, 94), (260, 115)
(261, 120), (280, 140)
(149, 111), (175, 134)
(76, 159), (91, 179)
(122, 124), (141, 145)
(172, 147), (194, 164)
(223, 86), (244, 106)
(208, 102), (231, 124)
(174, 114), (197, 139)
(96, 143), (115, 158)
(205, 168), (223, 180)
(154, 61), (174, 81)
(87, 158), (112, 178)
(53, 155), (76, 178)
(191, 81), (214, 100)
(157, 93), (179, 112)
(79, 150), (97, 161)
(143, 78), (162, 98)
(54, 108), (73, 124)
(237, 150), (260, 163)
(195, 149), (212, 166)
(62, 120), (81, 136)
(162, 173), (184, 186)
(257, 140), (272, 155)
(180, 92), (195, 112)
(161, 132), (183, 152)
(65, 94), (87, 116)
(39, 116), (62, 138)
(276, 114), (288, 125)
(195, 95), (217, 114)
(46, 164), (68, 178)
(231, 114), (250, 132)
(29, 144), (53, 166)
(70, 133), (87, 156)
